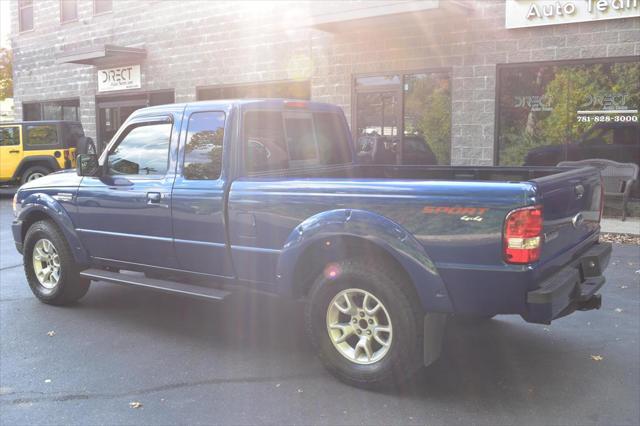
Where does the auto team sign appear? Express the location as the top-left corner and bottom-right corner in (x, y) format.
(97, 65), (141, 92)
(506, 0), (639, 28)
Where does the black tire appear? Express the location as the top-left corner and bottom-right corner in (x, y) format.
(23, 220), (90, 305)
(77, 137), (97, 155)
(305, 259), (424, 389)
(20, 165), (52, 185)
(86, 139), (97, 155)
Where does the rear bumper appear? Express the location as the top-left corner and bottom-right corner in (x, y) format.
(523, 242), (612, 324)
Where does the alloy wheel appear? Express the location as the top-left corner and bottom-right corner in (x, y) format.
(326, 288), (393, 365)
(32, 239), (61, 289)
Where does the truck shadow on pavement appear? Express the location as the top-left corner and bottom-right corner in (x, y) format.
(72, 282), (603, 405)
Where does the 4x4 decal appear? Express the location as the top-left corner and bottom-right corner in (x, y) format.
(423, 206), (488, 222)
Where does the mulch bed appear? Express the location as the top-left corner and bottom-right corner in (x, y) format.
(599, 233), (640, 245)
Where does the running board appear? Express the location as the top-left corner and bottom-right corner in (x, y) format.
(80, 268), (231, 301)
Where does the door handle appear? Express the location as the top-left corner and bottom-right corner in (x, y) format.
(9, 150), (19, 154)
(147, 192), (162, 202)
(147, 192), (167, 207)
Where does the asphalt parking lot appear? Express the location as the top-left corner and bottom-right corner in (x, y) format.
(1, 194), (639, 426)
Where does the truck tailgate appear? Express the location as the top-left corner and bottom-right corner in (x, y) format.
(533, 166), (602, 265)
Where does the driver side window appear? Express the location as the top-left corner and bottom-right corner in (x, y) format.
(108, 122), (172, 176)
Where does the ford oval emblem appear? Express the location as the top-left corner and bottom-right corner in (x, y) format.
(572, 213), (584, 228)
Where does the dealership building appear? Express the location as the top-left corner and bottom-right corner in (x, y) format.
(8, 0), (640, 167)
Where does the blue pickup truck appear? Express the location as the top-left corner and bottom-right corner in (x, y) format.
(12, 99), (611, 388)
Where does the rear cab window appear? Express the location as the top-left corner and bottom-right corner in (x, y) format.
(244, 109), (352, 173)
(25, 125), (58, 150)
(284, 114), (318, 165)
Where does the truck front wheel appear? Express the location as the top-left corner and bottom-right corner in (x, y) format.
(23, 220), (90, 305)
(305, 259), (424, 388)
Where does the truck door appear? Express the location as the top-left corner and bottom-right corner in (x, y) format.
(171, 106), (234, 278)
(0, 125), (23, 181)
(74, 115), (178, 269)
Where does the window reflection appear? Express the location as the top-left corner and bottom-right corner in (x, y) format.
(184, 112), (225, 180)
(498, 61), (640, 167)
(404, 73), (451, 165)
(354, 72), (451, 165)
(108, 123), (171, 176)
(26, 125), (57, 147)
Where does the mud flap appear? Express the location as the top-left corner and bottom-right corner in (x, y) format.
(423, 313), (448, 366)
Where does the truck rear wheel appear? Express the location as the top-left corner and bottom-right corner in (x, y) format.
(23, 220), (90, 305)
(305, 259), (424, 388)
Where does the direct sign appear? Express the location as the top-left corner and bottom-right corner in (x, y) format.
(97, 65), (141, 92)
(506, 0), (640, 29)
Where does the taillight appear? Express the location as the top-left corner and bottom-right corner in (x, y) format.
(284, 101), (308, 109)
(503, 205), (543, 264)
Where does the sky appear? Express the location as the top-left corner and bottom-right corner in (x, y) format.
(1, 0), (10, 49)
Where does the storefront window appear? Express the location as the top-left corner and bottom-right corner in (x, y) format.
(354, 71), (451, 165)
(497, 60), (640, 167)
(23, 99), (80, 121)
(404, 73), (451, 165)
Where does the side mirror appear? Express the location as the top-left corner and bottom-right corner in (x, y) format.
(77, 154), (100, 177)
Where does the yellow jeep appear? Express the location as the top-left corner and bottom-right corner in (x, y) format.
(0, 121), (95, 185)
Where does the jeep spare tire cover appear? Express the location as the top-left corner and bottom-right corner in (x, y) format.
(77, 137), (97, 155)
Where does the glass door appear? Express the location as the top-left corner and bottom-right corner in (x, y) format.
(354, 72), (451, 165)
(354, 75), (402, 164)
(97, 92), (175, 152)
(97, 100), (146, 151)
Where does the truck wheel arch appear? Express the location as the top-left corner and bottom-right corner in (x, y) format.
(18, 195), (89, 265)
(290, 234), (413, 299)
(277, 209), (454, 313)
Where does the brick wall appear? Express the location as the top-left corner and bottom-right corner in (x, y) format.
(10, 0), (640, 164)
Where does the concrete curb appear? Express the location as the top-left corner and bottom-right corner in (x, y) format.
(601, 218), (640, 236)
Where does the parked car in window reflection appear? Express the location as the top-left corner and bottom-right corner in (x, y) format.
(524, 122), (640, 167)
(356, 134), (438, 165)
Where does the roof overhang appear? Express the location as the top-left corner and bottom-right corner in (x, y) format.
(55, 44), (146, 66)
(308, 0), (474, 32)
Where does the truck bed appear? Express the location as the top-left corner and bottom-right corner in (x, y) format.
(229, 163), (602, 317)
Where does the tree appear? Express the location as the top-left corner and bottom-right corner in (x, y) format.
(0, 48), (12, 100)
